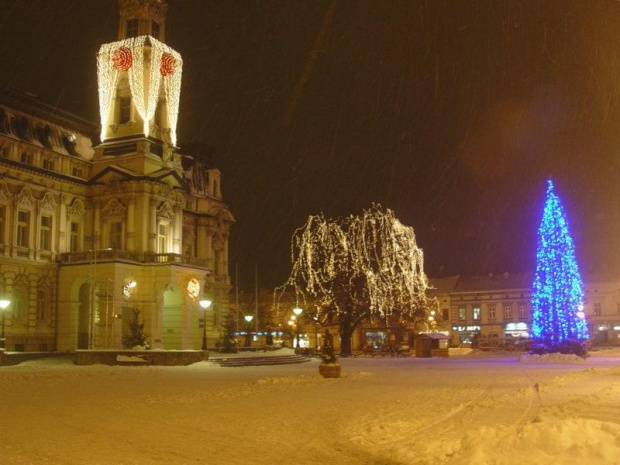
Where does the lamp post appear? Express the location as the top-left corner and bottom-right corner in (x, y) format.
(244, 315), (254, 348)
(293, 307), (303, 348)
(0, 299), (11, 350)
(199, 299), (212, 350)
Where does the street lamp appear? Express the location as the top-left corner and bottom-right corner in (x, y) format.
(292, 307), (303, 348)
(244, 315), (254, 348)
(199, 299), (212, 350)
(0, 299), (11, 350)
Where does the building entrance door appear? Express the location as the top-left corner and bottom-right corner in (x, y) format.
(77, 283), (91, 349)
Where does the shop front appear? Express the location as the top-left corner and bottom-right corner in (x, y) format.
(451, 325), (481, 347)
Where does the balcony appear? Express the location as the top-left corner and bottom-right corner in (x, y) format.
(58, 249), (211, 269)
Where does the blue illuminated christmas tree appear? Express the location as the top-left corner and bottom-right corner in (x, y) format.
(531, 180), (589, 351)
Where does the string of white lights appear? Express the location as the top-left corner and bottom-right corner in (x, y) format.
(278, 205), (429, 320)
(97, 35), (183, 144)
(97, 43), (120, 141)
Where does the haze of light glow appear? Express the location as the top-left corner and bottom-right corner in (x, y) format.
(531, 179), (589, 344)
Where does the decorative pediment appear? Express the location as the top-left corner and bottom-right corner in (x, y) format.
(16, 186), (35, 209)
(37, 275), (53, 289)
(157, 201), (175, 220)
(67, 198), (86, 217)
(102, 198), (127, 217)
(39, 192), (57, 214)
(0, 181), (12, 202)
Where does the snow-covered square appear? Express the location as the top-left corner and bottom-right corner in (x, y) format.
(2, 349), (620, 464)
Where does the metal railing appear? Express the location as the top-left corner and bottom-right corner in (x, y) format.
(58, 249), (211, 268)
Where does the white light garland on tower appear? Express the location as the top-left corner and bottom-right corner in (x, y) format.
(97, 35), (183, 145)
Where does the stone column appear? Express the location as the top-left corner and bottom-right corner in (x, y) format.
(94, 200), (101, 249)
(173, 204), (182, 254)
(149, 199), (157, 252)
(126, 197), (135, 251)
(196, 220), (208, 259)
(58, 194), (68, 253)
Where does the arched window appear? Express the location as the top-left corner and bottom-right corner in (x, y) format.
(12, 275), (30, 321)
(36, 289), (49, 321)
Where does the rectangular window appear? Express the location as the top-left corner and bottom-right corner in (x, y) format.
(17, 211), (29, 247)
(594, 303), (602, 316)
(158, 223), (168, 253)
(110, 222), (123, 249)
(442, 309), (449, 321)
(20, 152), (32, 164)
(72, 166), (83, 178)
(43, 159), (54, 171)
(504, 304), (512, 320)
(36, 290), (47, 321)
(126, 19), (139, 38)
(617, 302), (620, 315)
(40, 215), (52, 251)
(488, 305), (496, 322)
(70, 222), (80, 252)
(472, 307), (481, 321)
(152, 21), (160, 39)
(0, 205), (5, 244)
(519, 304), (527, 320)
(458, 307), (466, 321)
(119, 97), (131, 124)
(450, 307), (457, 322)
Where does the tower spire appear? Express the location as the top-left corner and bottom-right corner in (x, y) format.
(118, 0), (168, 41)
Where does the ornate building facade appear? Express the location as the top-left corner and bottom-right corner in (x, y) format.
(0, 0), (233, 352)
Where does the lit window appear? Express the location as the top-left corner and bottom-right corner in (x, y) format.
(488, 305), (496, 322)
(458, 308), (466, 321)
(40, 215), (52, 251)
(17, 211), (29, 247)
(126, 19), (139, 38)
(504, 304), (512, 320)
(594, 303), (602, 316)
(472, 307), (481, 321)
(70, 222), (80, 252)
(110, 222), (123, 249)
(158, 223), (168, 253)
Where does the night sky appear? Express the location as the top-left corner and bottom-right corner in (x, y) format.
(2, 0), (620, 289)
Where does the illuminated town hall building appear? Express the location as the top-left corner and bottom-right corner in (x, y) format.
(0, 0), (233, 351)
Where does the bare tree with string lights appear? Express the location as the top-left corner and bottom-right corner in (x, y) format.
(276, 204), (431, 356)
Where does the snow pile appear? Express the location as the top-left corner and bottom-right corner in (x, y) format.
(519, 353), (587, 364)
(448, 418), (620, 465)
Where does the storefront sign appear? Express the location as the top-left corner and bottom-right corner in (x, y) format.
(187, 278), (200, 300)
(505, 322), (528, 331)
(452, 325), (481, 332)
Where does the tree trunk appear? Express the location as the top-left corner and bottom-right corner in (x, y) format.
(340, 328), (353, 357)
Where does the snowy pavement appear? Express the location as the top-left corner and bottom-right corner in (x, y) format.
(2, 349), (620, 464)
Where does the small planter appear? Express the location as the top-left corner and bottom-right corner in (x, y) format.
(319, 362), (341, 378)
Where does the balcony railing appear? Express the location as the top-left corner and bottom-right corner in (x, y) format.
(58, 250), (211, 269)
